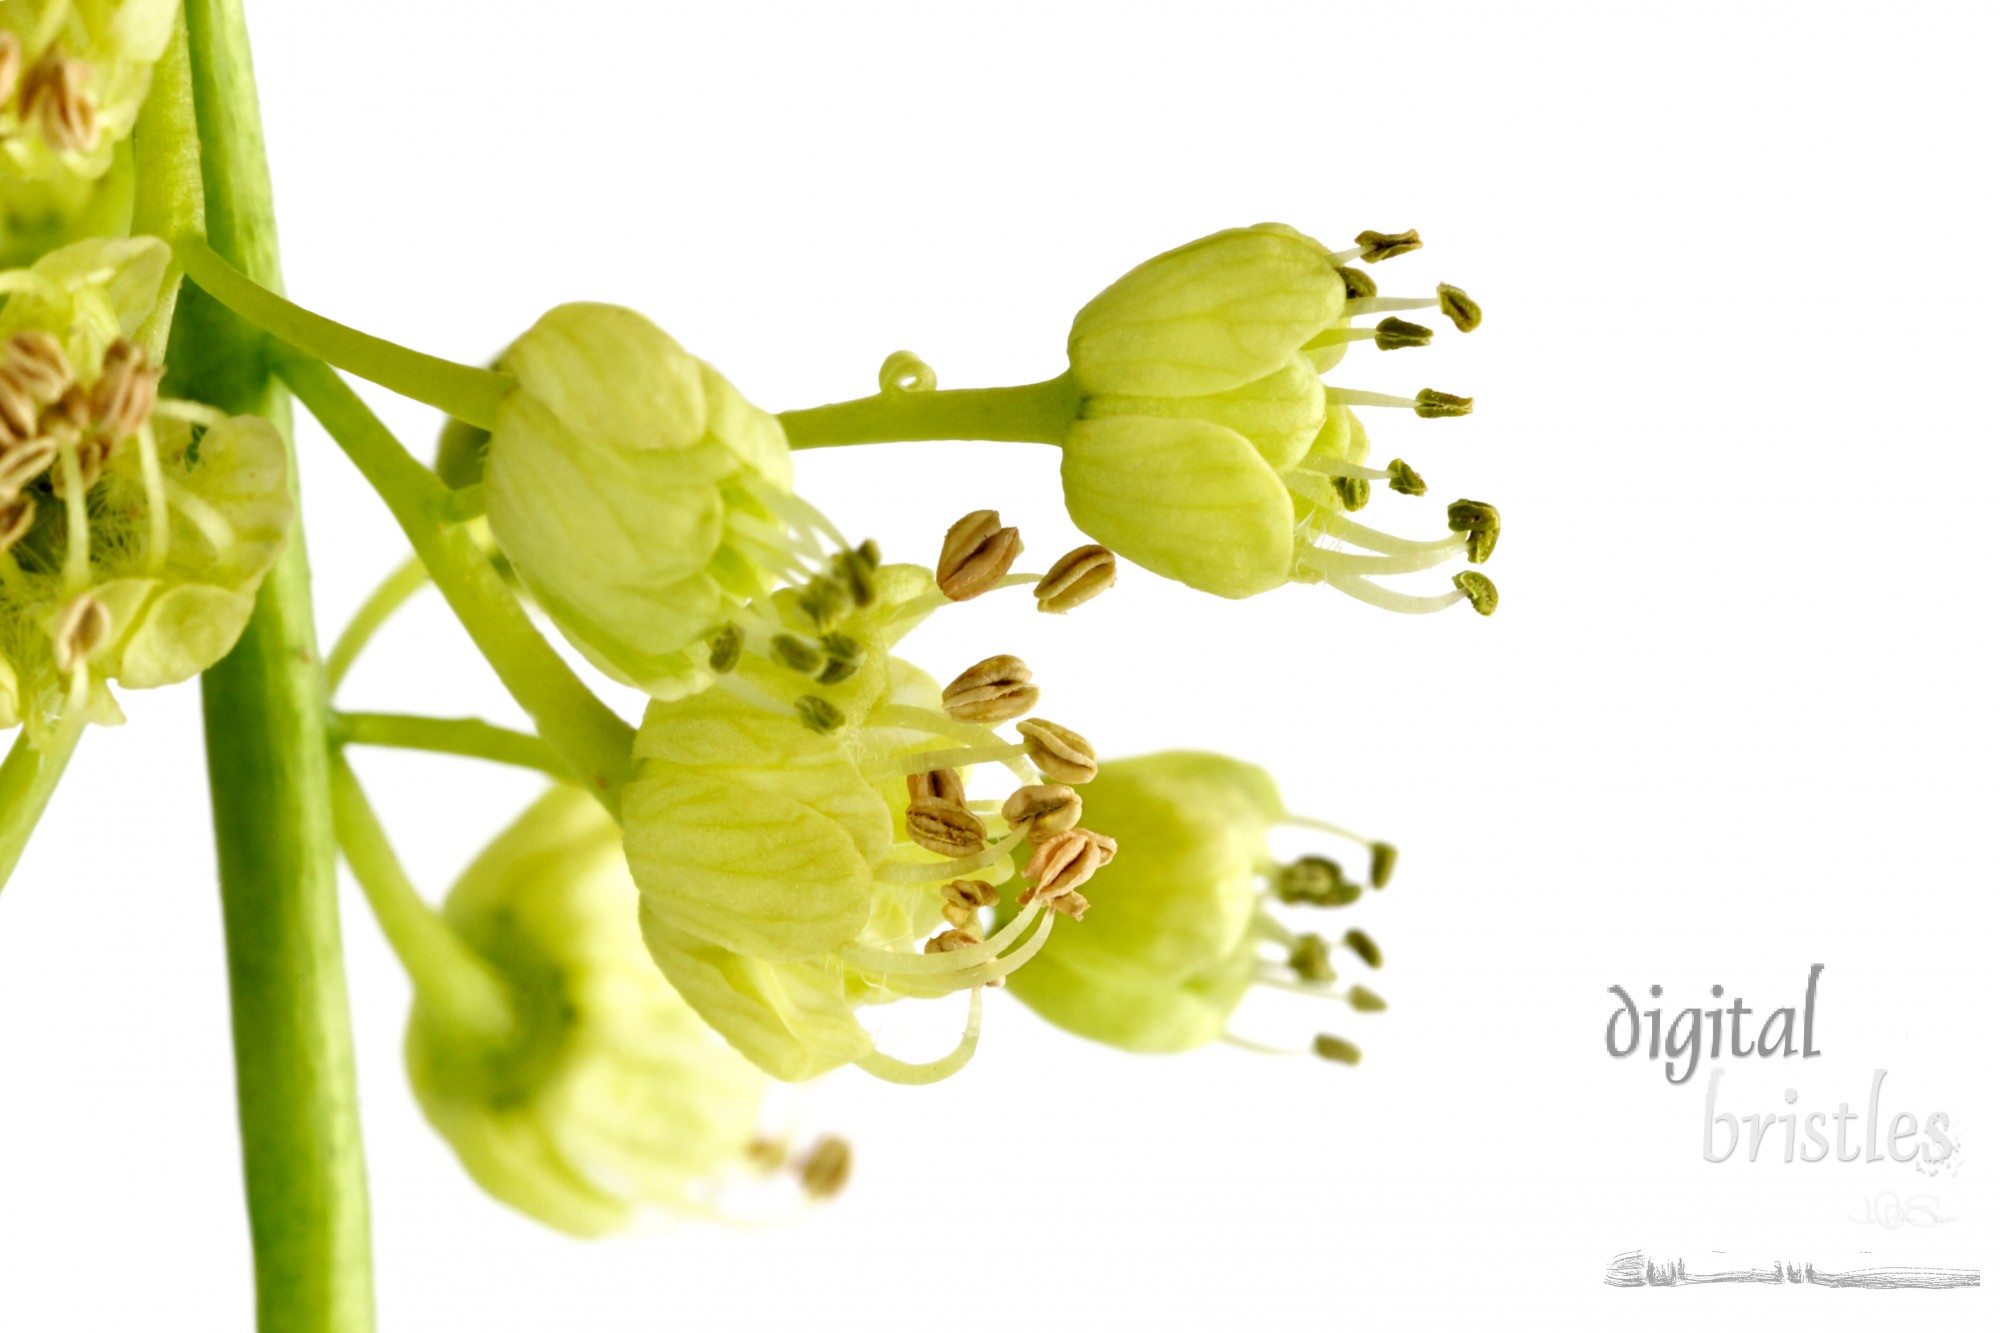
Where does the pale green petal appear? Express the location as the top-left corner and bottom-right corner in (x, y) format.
(1061, 415), (1294, 598)
(1068, 224), (1344, 397)
(501, 303), (708, 453)
(641, 911), (875, 1083)
(100, 581), (251, 689)
(1082, 352), (1326, 473)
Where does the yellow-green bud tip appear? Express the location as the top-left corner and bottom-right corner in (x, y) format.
(1354, 229), (1423, 263)
(1437, 283), (1482, 333)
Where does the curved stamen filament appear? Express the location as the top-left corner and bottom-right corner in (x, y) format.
(875, 826), (1026, 884)
(1250, 909), (1298, 948)
(160, 476), (237, 557)
(868, 703), (1006, 748)
(135, 421), (169, 576)
(882, 572), (1041, 630)
(1284, 813), (1376, 847)
(866, 739), (1030, 783)
(854, 987), (983, 1086)
(1342, 296), (1439, 317)
(842, 897), (1045, 978)
(56, 440), (88, 594)
(1315, 574), (1469, 615)
(885, 906), (1057, 998)
(151, 398), (230, 429)
(1302, 457), (1391, 483)
(1324, 387), (1419, 411)
(1312, 511), (1464, 559)
(1298, 543), (1464, 580)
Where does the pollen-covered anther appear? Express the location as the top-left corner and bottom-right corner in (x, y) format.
(769, 632), (825, 676)
(905, 798), (988, 858)
(1386, 459), (1426, 496)
(1274, 855), (1361, 907)
(52, 592), (111, 675)
(796, 1136), (854, 1200)
(1289, 934), (1338, 983)
(1, 331), (75, 408)
(1437, 283), (1482, 333)
(1001, 783), (1082, 843)
(1345, 929), (1383, 969)
(795, 695), (844, 734)
(1335, 265), (1377, 300)
(941, 653), (1039, 722)
(924, 928), (983, 955)
(0, 496), (34, 553)
(940, 878), (999, 928)
(1048, 891), (1090, 922)
(0, 437), (56, 500)
(1348, 985), (1388, 1013)
(1354, 228), (1423, 263)
(935, 509), (1024, 601)
(907, 767), (966, 807)
(1332, 475), (1370, 511)
(1017, 718), (1097, 784)
(1034, 545), (1117, 614)
(1372, 317), (1434, 350)
(20, 50), (100, 154)
(1447, 499), (1502, 563)
(1452, 570), (1499, 616)
(817, 632), (864, 685)
(832, 540), (881, 608)
(1414, 388), (1474, 419)
(1313, 1034), (1363, 1065)
(1369, 842), (1398, 889)
(1018, 827), (1115, 905)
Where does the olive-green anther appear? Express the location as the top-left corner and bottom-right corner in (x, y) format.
(1335, 265), (1378, 300)
(1373, 317), (1434, 351)
(856, 538), (881, 569)
(1386, 459), (1427, 497)
(1447, 499), (1499, 533)
(770, 633), (824, 675)
(1466, 528), (1499, 564)
(1354, 229), (1423, 263)
(1348, 985), (1388, 1012)
(1333, 475), (1371, 511)
(708, 624), (742, 674)
(796, 574), (853, 631)
(795, 695), (844, 734)
(1312, 1034), (1363, 1065)
(1276, 855), (1344, 904)
(1453, 570), (1498, 615)
(817, 631), (863, 685)
(833, 548), (877, 608)
(1344, 929), (1383, 969)
(1414, 388), (1474, 418)
(1289, 934), (1339, 983)
(1437, 283), (1481, 333)
(1368, 841), (1397, 889)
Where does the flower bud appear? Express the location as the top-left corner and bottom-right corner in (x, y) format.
(406, 786), (778, 1236)
(483, 302), (810, 697)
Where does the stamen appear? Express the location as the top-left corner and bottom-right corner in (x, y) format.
(868, 739), (1029, 782)
(1453, 570), (1499, 615)
(0, 497), (33, 555)
(1304, 319), (1433, 352)
(56, 439), (89, 594)
(1340, 296), (1439, 318)
(842, 896), (1044, 978)
(1351, 229), (1423, 263)
(904, 798), (988, 858)
(1348, 985), (1388, 1012)
(1446, 499), (1501, 564)
(1344, 929), (1383, 969)
(875, 826), (1026, 885)
(51, 592), (110, 675)
(1034, 544), (1116, 614)
(1016, 718), (1098, 784)
(941, 654), (1039, 723)
(1289, 933), (1338, 982)
(940, 878), (998, 928)
(1437, 283), (1481, 333)
(151, 398), (231, 429)
(795, 695), (844, 734)
(1386, 459), (1427, 496)
(1298, 542), (1468, 580)
(906, 767), (966, 807)
(935, 509), (1024, 601)
(135, 421), (170, 576)
(1334, 265), (1376, 300)
(1312, 1034), (1363, 1065)
(796, 1136), (853, 1200)
(1001, 783), (1082, 842)
(1315, 573), (1471, 616)
(20, 51), (99, 154)
(1325, 386), (1474, 417)
(1273, 856), (1362, 907)
(854, 988), (984, 1086)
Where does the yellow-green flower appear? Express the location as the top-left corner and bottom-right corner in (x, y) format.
(484, 301), (865, 699)
(626, 560), (1109, 1083)
(1062, 223), (1495, 613)
(407, 785), (801, 1236)
(0, 237), (290, 743)
(1003, 751), (1394, 1058)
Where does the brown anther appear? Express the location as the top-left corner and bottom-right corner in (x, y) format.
(796, 1136), (853, 1200)
(1000, 783), (1082, 842)
(935, 509), (1023, 601)
(0, 372), (38, 445)
(20, 52), (99, 155)
(940, 879), (998, 928)
(923, 927), (982, 954)
(88, 340), (162, 442)
(51, 592), (110, 675)
(941, 653), (1039, 723)
(1048, 891), (1090, 922)
(41, 383), (91, 437)
(905, 797), (987, 858)
(1017, 717), (1097, 784)
(905, 767), (966, 807)
(0, 32), (22, 106)
(1354, 228), (1423, 263)
(1076, 828), (1118, 868)
(2, 331), (74, 406)
(0, 497), (33, 553)
(1034, 544), (1117, 614)
(0, 437), (58, 500)
(1019, 827), (1106, 904)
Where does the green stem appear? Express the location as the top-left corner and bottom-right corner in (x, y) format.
(173, 1), (374, 1329)
(0, 716), (85, 896)
(275, 354), (636, 811)
(175, 235), (513, 431)
(327, 753), (515, 1044)
(776, 374), (1079, 449)
(334, 712), (571, 783)
(324, 555), (429, 695)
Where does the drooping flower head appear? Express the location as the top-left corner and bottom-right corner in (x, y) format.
(1, 1), (176, 264)
(0, 237), (291, 742)
(1061, 223), (1497, 616)
(1001, 751), (1395, 1059)
(483, 301), (875, 700)
(624, 513), (1120, 1083)
(406, 784), (847, 1235)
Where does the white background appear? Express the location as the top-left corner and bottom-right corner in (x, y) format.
(3, 1), (1997, 1328)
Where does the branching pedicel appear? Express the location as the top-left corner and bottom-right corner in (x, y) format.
(0, 2), (1491, 1320)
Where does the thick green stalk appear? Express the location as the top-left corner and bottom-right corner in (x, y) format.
(171, 1), (374, 1329)
(0, 717), (85, 895)
(777, 374), (1078, 449)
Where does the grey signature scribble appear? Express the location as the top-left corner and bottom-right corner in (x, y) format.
(1605, 1251), (1980, 1289)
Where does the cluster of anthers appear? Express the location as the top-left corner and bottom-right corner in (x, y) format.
(1286, 230), (1498, 617)
(0, 330), (160, 676)
(1249, 825), (1398, 1065)
(0, 30), (98, 158)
